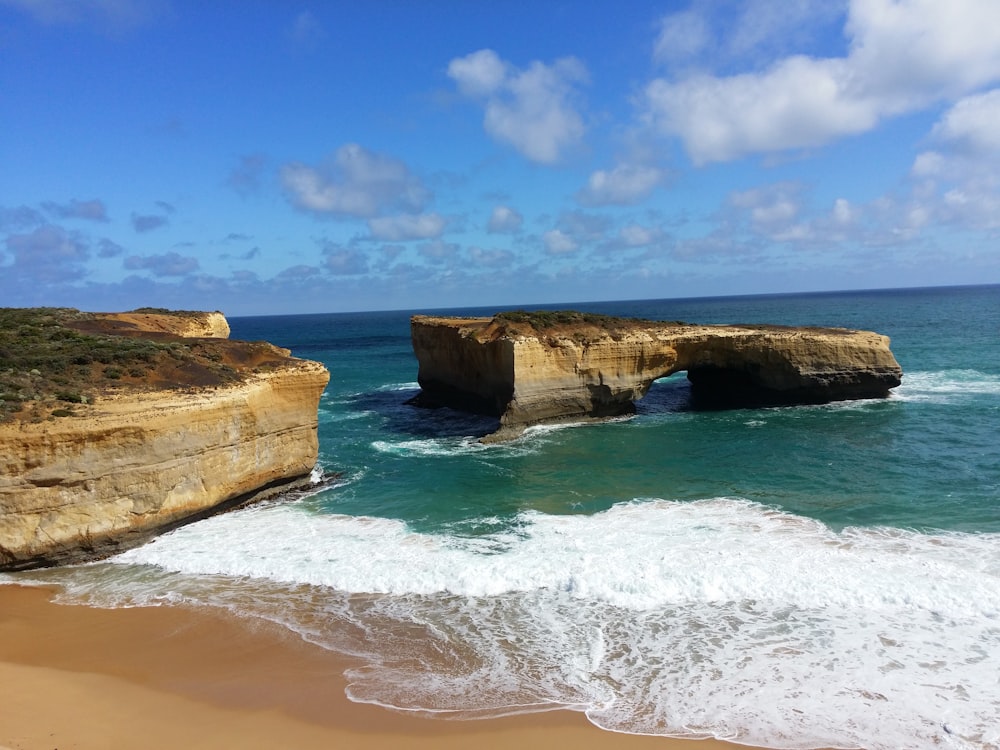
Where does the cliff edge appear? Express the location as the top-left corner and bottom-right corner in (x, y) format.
(0, 308), (329, 570)
(410, 311), (902, 441)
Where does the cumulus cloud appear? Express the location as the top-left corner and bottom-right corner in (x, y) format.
(577, 162), (665, 206)
(367, 212), (446, 241)
(928, 89), (1000, 156)
(543, 229), (578, 255)
(730, 183), (803, 229)
(281, 143), (430, 218)
(448, 49), (588, 164)
(448, 48), (507, 96)
(618, 223), (663, 248)
(727, 182), (817, 242)
(5, 224), (90, 281)
(644, 0), (1000, 163)
(323, 246), (369, 275)
(487, 204), (523, 233)
(42, 198), (108, 221)
(123, 251), (199, 276)
(907, 89), (1000, 231)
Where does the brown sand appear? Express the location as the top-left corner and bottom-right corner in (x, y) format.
(0, 584), (742, 750)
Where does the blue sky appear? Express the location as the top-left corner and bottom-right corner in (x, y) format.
(2, 0), (999, 315)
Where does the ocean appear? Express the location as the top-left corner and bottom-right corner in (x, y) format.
(8, 285), (1000, 749)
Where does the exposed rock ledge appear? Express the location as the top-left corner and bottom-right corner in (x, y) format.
(0, 310), (329, 571)
(410, 312), (902, 442)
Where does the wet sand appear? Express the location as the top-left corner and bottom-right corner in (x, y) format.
(0, 584), (742, 750)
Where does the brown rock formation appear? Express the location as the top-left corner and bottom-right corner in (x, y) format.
(410, 312), (902, 441)
(0, 311), (329, 570)
(82, 309), (231, 338)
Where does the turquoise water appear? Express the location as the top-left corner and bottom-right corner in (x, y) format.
(9, 285), (1000, 749)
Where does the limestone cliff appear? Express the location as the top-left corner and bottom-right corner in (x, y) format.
(0, 310), (328, 570)
(86, 309), (231, 338)
(411, 312), (902, 441)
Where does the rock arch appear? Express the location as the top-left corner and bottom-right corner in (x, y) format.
(410, 314), (902, 442)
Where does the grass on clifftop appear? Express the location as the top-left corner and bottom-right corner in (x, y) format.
(492, 310), (685, 339)
(0, 307), (278, 424)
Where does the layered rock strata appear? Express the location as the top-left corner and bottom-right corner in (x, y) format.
(411, 314), (902, 441)
(0, 312), (328, 570)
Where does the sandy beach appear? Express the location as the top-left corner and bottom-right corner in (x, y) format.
(0, 584), (742, 750)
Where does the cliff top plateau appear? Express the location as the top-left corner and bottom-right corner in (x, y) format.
(0, 307), (295, 424)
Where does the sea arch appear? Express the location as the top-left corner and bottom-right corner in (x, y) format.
(409, 315), (902, 442)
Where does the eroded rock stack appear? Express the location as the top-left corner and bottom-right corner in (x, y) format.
(411, 312), (902, 442)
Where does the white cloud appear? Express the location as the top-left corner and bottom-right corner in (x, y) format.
(906, 88), (1000, 231)
(367, 213), (446, 241)
(848, 0), (1000, 105)
(577, 162), (665, 206)
(911, 151), (946, 178)
(654, 10), (709, 64)
(832, 198), (854, 226)
(281, 144), (430, 218)
(645, 57), (873, 164)
(487, 205), (523, 233)
(644, 0), (1000, 164)
(619, 223), (662, 247)
(731, 184), (802, 229)
(543, 229), (578, 254)
(447, 49), (506, 96)
(929, 89), (1000, 155)
(448, 49), (588, 164)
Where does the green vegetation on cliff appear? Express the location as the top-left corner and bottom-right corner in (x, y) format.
(491, 310), (683, 339)
(0, 307), (274, 423)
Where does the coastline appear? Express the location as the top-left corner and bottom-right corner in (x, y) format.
(0, 584), (743, 750)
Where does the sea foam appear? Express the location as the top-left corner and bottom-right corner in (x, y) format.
(59, 497), (998, 750)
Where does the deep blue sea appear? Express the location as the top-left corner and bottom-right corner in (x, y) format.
(10, 285), (1000, 749)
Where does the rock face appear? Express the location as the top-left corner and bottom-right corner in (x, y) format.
(0, 312), (328, 571)
(411, 313), (902, 441)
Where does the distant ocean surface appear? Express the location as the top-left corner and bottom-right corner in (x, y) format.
(10, 285), (1000, 749)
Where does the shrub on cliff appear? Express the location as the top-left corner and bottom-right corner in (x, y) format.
(0, 307), (247, 423)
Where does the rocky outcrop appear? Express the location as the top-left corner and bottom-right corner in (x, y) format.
(86, 309), (231, 338)
(411, 313), (902, 441)
(0, 312), (328, 571)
